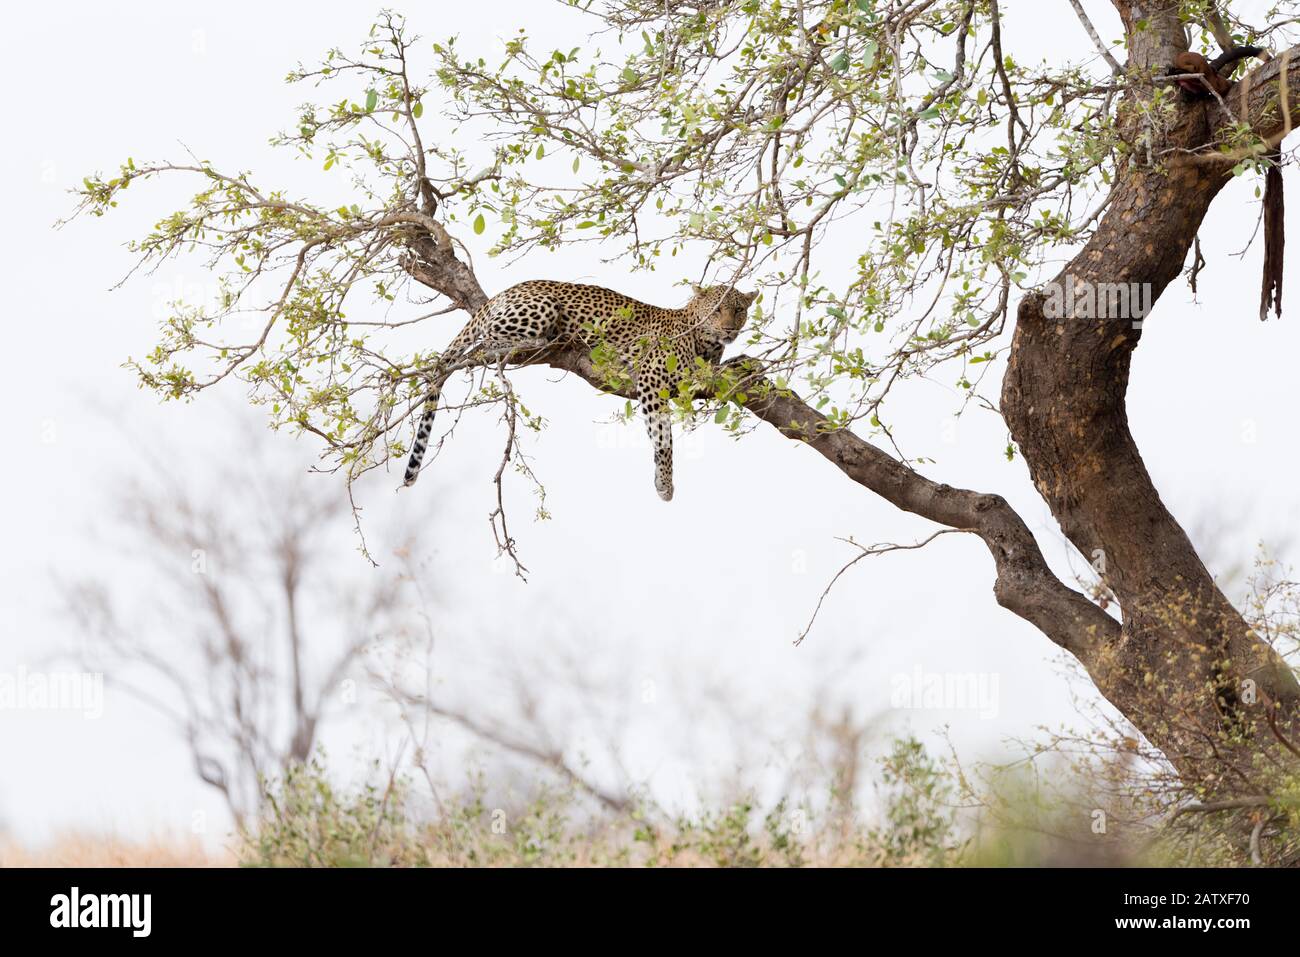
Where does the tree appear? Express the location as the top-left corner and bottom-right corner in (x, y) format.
(63, 435), (405, 829)
(70, 3), (1300, 801)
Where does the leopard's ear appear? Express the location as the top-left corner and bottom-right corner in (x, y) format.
(741, 289), (758, 305)
(691, 283), (706, 297)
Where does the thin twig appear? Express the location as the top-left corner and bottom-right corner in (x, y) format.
(795, 528), (972, 646)
(1068, 0), (1123, 75)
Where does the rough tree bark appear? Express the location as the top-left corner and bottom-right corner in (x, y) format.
(397, 4), (1300, 790)
(1000, 6), (1300, 783)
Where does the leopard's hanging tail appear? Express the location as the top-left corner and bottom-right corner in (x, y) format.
(402, 385), (444, 486)
(402, 315), (485, 487)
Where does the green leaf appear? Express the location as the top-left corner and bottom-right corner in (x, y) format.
(473, 213), (486, 235)
(365, 89), (378, 112)
(412, 101), (423, 118)
(830, 52), (850, 73)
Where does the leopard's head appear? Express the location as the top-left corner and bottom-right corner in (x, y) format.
(685, 285), (758, 344)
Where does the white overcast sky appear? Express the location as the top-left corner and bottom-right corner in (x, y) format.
(1, 1), (1296, 845)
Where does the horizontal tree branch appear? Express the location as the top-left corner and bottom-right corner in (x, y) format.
(1219, 43), (1299, 145)
(535, 344), (1120, 659)
(396, 224), (1118, 660)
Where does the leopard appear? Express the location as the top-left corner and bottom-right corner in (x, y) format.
(402, 280), (757, 501)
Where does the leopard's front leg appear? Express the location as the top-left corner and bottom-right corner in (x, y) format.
(632, 358), (675, 502)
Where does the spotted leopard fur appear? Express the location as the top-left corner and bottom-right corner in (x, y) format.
(403, 281), (756, 500)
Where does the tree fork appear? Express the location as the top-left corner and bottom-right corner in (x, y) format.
(1001, 7), (1300, 778)
(395, 11), (1300, 789)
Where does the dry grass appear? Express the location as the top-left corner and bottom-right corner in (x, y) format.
(0, 834), (235, 867)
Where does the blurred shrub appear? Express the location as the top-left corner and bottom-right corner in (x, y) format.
(240, 733), (1300, 868)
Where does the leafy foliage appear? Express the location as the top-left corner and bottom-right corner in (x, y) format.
(70, 2), (1293, 516)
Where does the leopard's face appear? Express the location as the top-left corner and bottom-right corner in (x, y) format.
(686, 285), (757, 343)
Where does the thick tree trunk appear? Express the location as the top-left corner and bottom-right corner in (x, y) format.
(1000, 7), (1300, 782)
(402, 4), (1300, 792)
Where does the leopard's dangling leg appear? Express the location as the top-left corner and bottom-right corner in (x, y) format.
(635, 377), (675, 502)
